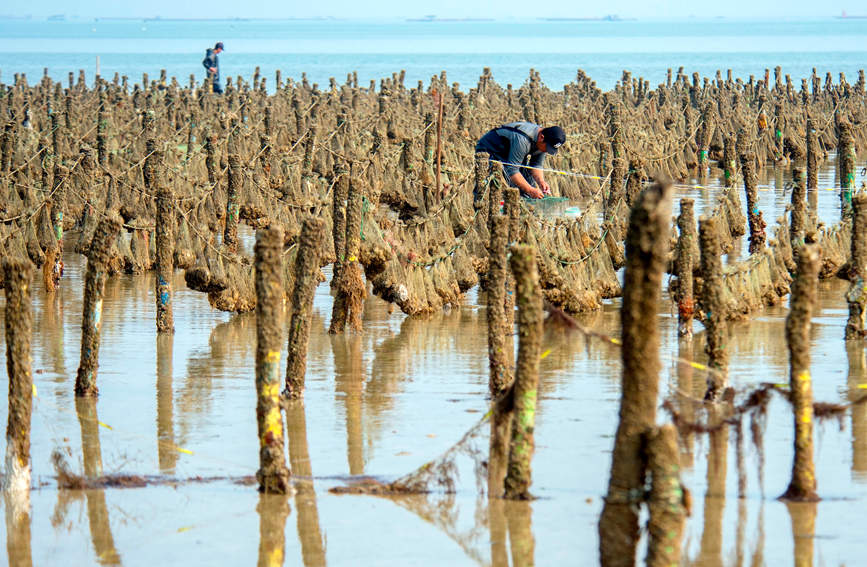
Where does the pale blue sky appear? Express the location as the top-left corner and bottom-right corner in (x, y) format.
(0, 0), (856, 20)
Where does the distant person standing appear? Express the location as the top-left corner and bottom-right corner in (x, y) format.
(475, 122), (566, 199)
(202, 41), (224, 94)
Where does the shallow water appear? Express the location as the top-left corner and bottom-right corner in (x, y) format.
(1, 159), (867, 565)
(1, 19), (866, 91)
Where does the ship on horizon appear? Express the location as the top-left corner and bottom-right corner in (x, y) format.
(835, 10), (867, 19)
(540, 14), (634, 22)
(406, 15), (494, 22)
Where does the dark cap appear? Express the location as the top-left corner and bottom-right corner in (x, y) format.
(215, 42), (224, 50)
(541, 126), (566, 154)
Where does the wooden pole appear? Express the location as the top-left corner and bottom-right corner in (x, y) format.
(699, 215), (728, 400)
(224, 153), (241, 253)
(845, 195), (867, 339)
(2, 259), (34, 496)
(75, 215), (123, 397)
(254, 227), (291, 494)
(435, 91), (444, 199)
(155, 173), (174, 334)
(503, 244), (543, 500)
(284, 218), (326, 399)
(599, 179), (671, 567)
(675, 198), (697, 339)
(781, 244), (820, 501)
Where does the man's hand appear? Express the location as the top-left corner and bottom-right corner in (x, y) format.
(532, 170), (551, 196)
(525, 187), (544, 199)
(209, 67), (217, 73)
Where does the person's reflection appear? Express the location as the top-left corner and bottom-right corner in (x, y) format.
(256, 493), (291, 567)
(156, 333), (177, 473)
(695, 405), (728, 567)
(332, 334), (364, 475)
(504, 499), (535, 567)
(286, 400), (326, 567)
(5, 489), (33, 567)
(75, 397), (122, 566)
(846, 341), (867, 480)
(784, 501), (817, 567)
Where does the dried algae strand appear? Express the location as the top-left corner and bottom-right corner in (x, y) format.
(155, 173), (174, 334)
(845, 195), (867, 339)
(645, 424), (689, 567)
(2, 259), (34, 496)
(599, 179), (671, 567)
(699, 215), (728, 400)
(503, 244), (543, 501)
(674, 198), (697, 339)
(284, 218), (326, 399)
(781, 244), (820, 502)
(74, 214), (123, 397)
(254, 227), (291, 494)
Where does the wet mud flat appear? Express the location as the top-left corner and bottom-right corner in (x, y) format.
(1, 62), (867, 565)
(1, 170), (866, 565)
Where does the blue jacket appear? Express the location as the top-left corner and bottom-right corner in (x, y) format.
(475, 121), (545, 178)
(202, 49), (220, 83)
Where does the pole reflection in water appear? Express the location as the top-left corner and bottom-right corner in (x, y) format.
(4, 490), (33, 567)
(156, 333), (177, 474)
(505, 500), (535, 567)
(40, 288), (67, 379)
(676, 337), (696, 468)
(784, 501), (817, 567)
(749, 502), (764, 567)
(256, 493), (291, 567)
(847, 341), (867, 480)
(488, 498), (509, 566)
(75, 397), (122, 566)
(180, 313), (255, 433)
(695, 404), (729, 567)
(286, 400), (326, 567)
(332, 334), (364, 475)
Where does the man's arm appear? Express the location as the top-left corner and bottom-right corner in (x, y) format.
(509, 172), (543, 199)
(203, 53), (216, 74)
(528, 153), (550, 195)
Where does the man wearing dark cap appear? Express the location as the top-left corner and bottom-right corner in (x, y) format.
(475, 122), (566, 199)
(202, 42), (224, 94)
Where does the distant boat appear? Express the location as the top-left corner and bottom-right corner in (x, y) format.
(46, 14), (66, 21)
(540, 14), (634, 22)
(406, 15), (494, 22)
(835, 10), (867, 19)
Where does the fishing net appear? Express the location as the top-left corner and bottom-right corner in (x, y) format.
(330, 413), (491, 497)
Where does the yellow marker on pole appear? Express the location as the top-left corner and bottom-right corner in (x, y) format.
(540, 349), (552, 360)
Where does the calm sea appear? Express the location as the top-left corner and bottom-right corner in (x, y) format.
(0, 18), (865, 90)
